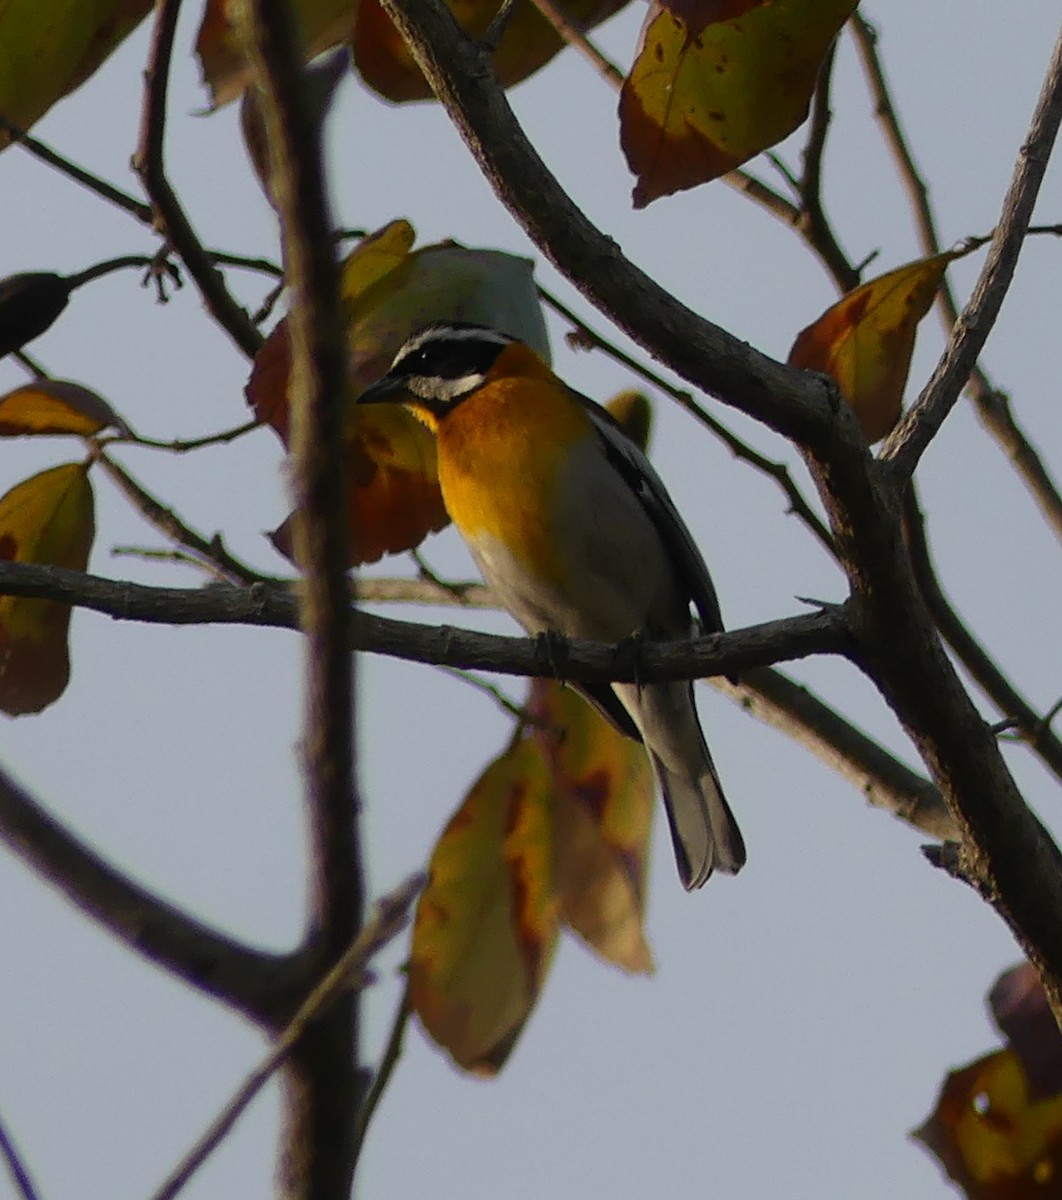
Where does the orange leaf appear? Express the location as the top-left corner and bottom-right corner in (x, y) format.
(788, 252), (960, 443)
(620, 0), (856, 206)
(247, 221), (546, 565)
(532, 680), (655, 973)
(409, 737), (561, 1075)
(0, 1), (153, 149)
(196, 0), (357, 108)
(0, 380), (130, 438)
(351, 0), (630, 103)
(0, 463), (95, 715)
(914, 1048), (1062, 1199)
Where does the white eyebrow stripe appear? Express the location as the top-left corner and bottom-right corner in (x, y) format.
(394, 324), (514, 365)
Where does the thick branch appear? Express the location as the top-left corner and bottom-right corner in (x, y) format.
(233, 3), (363, 1196)
(883, 21), (1062, 475)
(0, 765), (289, 1022)
(378, 0), (843, 447)
(0, 561), (847, 684)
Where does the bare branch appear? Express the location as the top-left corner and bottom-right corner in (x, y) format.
(880, 21), (1062, 476)
(0, 561), (848, 683)
(132, 0), (263, 360)
(0, 1105), (43, 1200)
(713, 669), (957, 840)
(0, 765), (288, 1022)
(351, 986), (414, 1169)
(150, 874), (423, 1200)
(233, 2), (364, 1194)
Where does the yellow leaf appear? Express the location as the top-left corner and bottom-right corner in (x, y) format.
(788, 252), (960, 443)
(0, 0), (153, 149)
(410, 738), (561, 1075)
(0, 380), (129, 438)
(532, 680), (655, 974)
(0, 463), (95, 715)
(196, 0), (358, 108)
(914, 1048), (1062, 1198)
(619, 0), (856, 205)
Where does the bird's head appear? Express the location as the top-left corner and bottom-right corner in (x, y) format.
(358, 323), (538, 428)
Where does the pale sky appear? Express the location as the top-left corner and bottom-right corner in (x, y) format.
(2, 3), (1061, 1198)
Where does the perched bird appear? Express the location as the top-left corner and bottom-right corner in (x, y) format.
(360, 323), (746, 889)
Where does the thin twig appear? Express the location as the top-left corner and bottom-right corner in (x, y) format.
(0, 1107), (43, 1200)
(351, 985), (414, 1169)
(0, 116), (154, 222)
(149, 874), (424, 1200)
(104, 418), (261, 453)
(482, 0), (521, 50)
(94, 451), (274, 584)
(903, 490), (1062, 784)
(12, 350), (47, 378)
(857, 16), (1062, 520)
(526, 0), (623, 86)
(132, 0), (263, 360)
(438, 665), (531, 721)
(797, 43), (859, 293)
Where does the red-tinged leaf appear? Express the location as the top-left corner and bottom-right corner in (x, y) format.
(247, 221), (546, 565)
(532, 679), (655, 973)
(0, 2), (153, 150)
(196, 0), (357, 108)
(0, 380), (130, 438)
(0, 273), (72, 357)
(351, 0), (629, 103)
(914, 1048), (1062, 1199)
(620, 0), (856, 205)
(0, 463), (95, 715)
(788, 251), (960, 443)
(410, 737), (561, 1075)
(990, 963), (1062, 1103)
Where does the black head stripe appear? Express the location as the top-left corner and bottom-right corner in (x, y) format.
(388, 324), (514, 407)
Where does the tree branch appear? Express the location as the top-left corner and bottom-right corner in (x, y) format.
(0, 561), (847, 683)
(377, 0), (843, 447)
(849, 16), (1062, 541)
(881, 20), (1062, 476)
(232, 2), (363, 1196)
(0, 765), (289, 1022)
(132, 0), (263, 361)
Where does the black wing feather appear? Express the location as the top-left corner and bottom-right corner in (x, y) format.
(577, 392), (725, 634)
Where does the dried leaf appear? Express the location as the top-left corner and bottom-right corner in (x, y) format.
(914, 1048), (1062, 1199)
(620, 0), (856, 205)
(351, 0), (629, 103)
(0, 1), (152, 149)
(0, 463), (95, 715)
(532, 680), (655, 973)
(788, 252), (960, 443)
(410, 738), (561, 1075)
(0, 380), (130, 438)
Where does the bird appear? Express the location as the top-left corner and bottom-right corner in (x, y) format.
(359, 322), (746, 889)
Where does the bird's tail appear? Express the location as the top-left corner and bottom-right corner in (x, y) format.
(652, 751), (746, 891)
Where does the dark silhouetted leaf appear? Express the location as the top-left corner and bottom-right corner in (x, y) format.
(0, 273), (72, 358)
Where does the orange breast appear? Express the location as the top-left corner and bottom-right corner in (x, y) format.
(434, 371), (593, 585)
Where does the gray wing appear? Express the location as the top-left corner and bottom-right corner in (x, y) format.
(579, 394), (724, 635)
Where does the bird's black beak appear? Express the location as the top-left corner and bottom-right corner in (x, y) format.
(357, 374), (406, 405)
